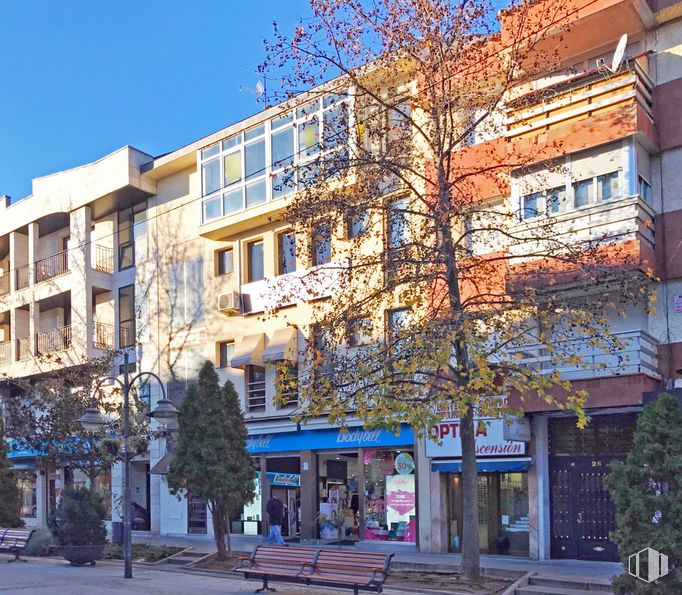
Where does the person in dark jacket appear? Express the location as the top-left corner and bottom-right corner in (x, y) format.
(265, 495), (286, 545)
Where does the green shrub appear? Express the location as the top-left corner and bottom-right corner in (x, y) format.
(24, 527), (54, 556)
(101, 542), (182, 562)
(48, 485), (107, 546)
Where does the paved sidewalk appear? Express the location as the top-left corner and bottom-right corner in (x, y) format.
(132, 532), (623, 585)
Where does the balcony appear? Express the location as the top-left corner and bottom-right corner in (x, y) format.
(505, 330), (659, 381)
(0, 341), (10, 366)
(93, 245), (114, 274)
(93, 322), (115, 350)
(35, 250), (69, 284)
(506, 60), (654, 163)
(36, 325), (72, 355)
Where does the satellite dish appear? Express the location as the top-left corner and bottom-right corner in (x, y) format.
(611, 34), (628, 72)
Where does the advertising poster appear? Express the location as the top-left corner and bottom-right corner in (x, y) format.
(385, 474), (415, 526)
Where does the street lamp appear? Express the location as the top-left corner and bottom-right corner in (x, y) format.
(78, 351), (179, 579)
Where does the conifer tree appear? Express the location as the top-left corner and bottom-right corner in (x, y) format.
(607, 393), (682, 593)
(167, 361), (255, 560)
(0, 416), (24, 527)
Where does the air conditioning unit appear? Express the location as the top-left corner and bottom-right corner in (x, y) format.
(218, 291), (241, 315)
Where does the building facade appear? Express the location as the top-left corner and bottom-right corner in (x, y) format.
(3, 0), (682, 563)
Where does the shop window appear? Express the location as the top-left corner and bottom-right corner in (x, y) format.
(217, 248), (234, 276)
(318, 452), (360, 541)
(246, 365), (266, 411)
(218, 341), (235, 368)
(277, 231), (297, 275)
(92, 467), (112, 520)
(17, 472), (37, 518)
(363, 449), (416, 542)
(247, 240), (264, 283)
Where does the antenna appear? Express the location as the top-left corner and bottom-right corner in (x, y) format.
(597, 33), (628, 74)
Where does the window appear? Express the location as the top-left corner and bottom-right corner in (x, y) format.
(276, 363), (298, 407)
(598, 172), (619, 201)
(200, 91), (350, 222)
(217, 248), (234, 276)
(246, 365), (266, 411)
(348, 317), (372, 347)
(348, 210), (369, 239)
(277, 231), (297, 275)
(388, 199), (411, 248)
(118, 285), (135, 347)
(118, 202), (147, 270)
(247, 240), (264, 282)
(387, 308), (411, 353)
(638, 175), (652, 203)
(521, 192), (542, 220)
(573, 179), (594, 208)
(548, 187), (567, 214)
(167, 258), (205, 331)
(312, 223), (332, 266)
(218, 341), (235, 368)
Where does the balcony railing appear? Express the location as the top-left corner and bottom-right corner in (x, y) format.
(247, 367), (266, 412)
(16, 337), (31, 361)
(93, 245), (114, 274)
(93, 322), (115, 349)
(16, 265), (29, 290)
(0, 341), (11, 366)
(0, 274), (8, 296)
(119, 322), (135, 348)
(35, 250), (69, 283)
(504, 330), (659, 381)
(36, 325), (72, 355)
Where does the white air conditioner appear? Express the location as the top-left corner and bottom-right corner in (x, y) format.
(218, 291), (241, 315)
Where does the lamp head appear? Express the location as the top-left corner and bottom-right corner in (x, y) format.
(79, 408), (107, 432)
(148, 398), (180, 427)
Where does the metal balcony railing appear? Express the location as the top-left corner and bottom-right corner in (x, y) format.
(35, 250), (69, 283)
(0, 274), (8, 296)
(16, 337), (31, 361)
(16, 265), (29, 290)
(93, 322), (115, 349)
(119, 322), (135, 348)
(93, 245), (114, 274)
(0, 341), (11, 366)
(36, 325), (72, 355)
(246, 368), (266, 412)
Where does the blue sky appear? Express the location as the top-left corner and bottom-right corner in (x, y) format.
(0, 0), (311, 200)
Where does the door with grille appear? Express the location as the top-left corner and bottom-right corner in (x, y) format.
(548, 414), (637, 562)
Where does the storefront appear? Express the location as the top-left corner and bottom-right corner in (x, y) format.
(427, 415), (532, 556)
(244, 425), (417, 546)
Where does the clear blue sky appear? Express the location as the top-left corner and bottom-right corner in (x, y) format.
(0, 0), (312, 200)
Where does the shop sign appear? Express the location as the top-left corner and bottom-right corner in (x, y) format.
(425, 417), (526, 459)
(246, 424), (413, 453)
(267, 472), (300, 487)
(502, 416), (531, 442)
(394, 453), (415, 475)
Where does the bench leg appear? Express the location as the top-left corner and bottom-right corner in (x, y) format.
(255, 576), (277, 593)
(8, 552), (27, 563)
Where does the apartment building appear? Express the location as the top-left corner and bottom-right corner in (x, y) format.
(4, 0), (682, 563)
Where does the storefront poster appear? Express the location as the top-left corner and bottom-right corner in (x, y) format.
(385, 474), (416, 522)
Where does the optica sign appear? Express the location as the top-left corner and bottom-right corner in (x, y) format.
(425, 417), (526, 458)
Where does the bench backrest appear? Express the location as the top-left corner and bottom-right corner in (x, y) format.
(252, 545), (319, 573)
(314, 550), (393, 583)
(0, 529), (33, 548)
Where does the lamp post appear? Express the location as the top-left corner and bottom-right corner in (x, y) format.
(79, 351), (179, 579)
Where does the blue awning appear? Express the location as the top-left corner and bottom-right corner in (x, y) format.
(431, 457), (533, 473)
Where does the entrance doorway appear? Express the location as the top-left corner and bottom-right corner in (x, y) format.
(317, 452), (360, 544)
(266, 456), (301, 539)
(448, 473), (529, 556)
(548, 413), (637, 561)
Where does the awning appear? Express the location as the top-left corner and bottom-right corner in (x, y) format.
(231, 333), (265, 368)
(262, 328), (297, 363)
(431, 457), (533, 473)
(149, 450), (174, 476)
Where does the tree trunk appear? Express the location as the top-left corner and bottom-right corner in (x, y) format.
(226, 521), (232, 556)
(211, 502), (227, 561)
(459, 407), (481, 583)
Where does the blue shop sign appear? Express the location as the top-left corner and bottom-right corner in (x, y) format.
(267, 472), (300, 487)
(246, 425), (413, 453)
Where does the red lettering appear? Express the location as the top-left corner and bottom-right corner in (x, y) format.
(439, 424), (450, 439)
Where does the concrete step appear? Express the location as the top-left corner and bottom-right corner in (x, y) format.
(529, 576), (611, 592)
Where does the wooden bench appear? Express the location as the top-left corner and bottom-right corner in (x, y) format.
(0, 528), (34, 562)
(235, 545), (393, 594)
